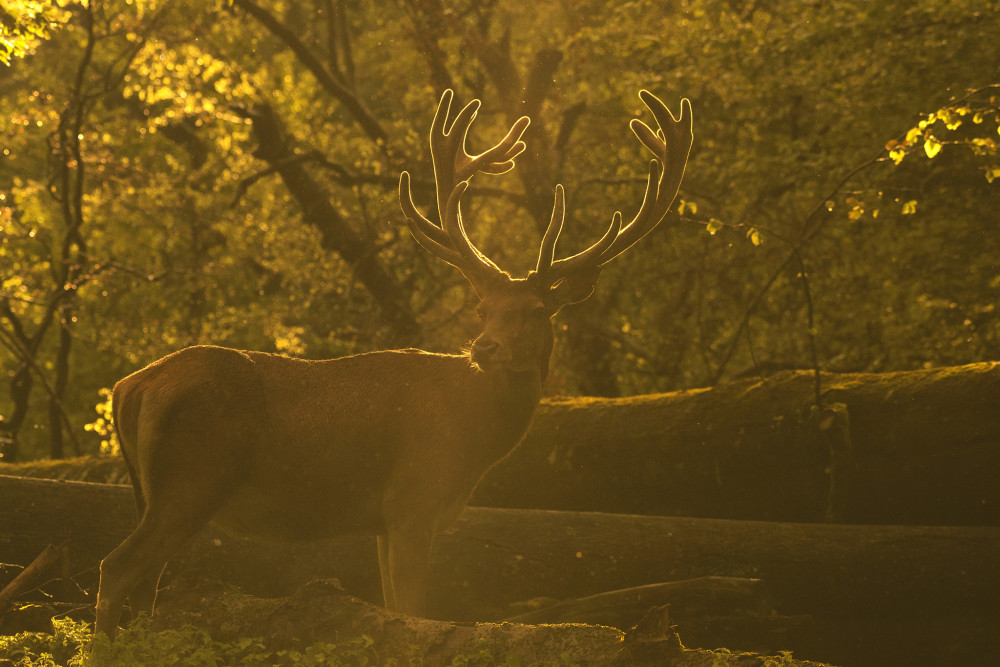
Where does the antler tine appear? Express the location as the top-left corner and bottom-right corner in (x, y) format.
(398, 171), (463, 265)
(598, 92), (693, 263)
(534, 185), (566, 275)
(443, 180), (506, 284)
(540, 91), (692, 284)
(399, 90), (532, 294)
(535, 183), (622, 279)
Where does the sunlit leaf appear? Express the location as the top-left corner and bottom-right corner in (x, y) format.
(678, 199), (698, 215)
(923, 137), (942, 158)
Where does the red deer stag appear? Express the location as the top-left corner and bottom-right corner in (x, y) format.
(94, 89), (692, 636)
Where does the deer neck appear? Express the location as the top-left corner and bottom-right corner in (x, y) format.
(471, 367), (541, 458)
(485, 365), (543, 403)
(480, 340), (550, 435)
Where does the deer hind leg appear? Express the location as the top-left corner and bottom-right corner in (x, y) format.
(95, 510), (200, 637)
(116, 445), (162, 621)
(96, 451), (247, 635)
(95, 466), (246, 638)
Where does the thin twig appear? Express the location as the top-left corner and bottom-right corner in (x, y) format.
(710, 147), (885, 387)
(793, 251), (823, 408)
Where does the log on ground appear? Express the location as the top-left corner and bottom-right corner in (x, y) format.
(473, 362), (1000, 525)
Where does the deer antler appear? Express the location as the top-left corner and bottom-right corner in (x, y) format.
(534, 90), (693, 283)
(399, 90), (530, 293)
(400, 89), (692, 296)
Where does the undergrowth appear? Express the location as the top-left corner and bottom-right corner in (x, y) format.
(0, 616), (809, 666)
(0, 616), (576, 666)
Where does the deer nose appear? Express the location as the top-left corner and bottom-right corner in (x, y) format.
(471, 339), (499, 366)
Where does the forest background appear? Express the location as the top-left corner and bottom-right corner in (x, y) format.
(1, 0), (998, 462)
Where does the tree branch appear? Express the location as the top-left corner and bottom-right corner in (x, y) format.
(231, 0), (390, 151)
(241, 102), (421, 345)
(401, 0), (455, 93)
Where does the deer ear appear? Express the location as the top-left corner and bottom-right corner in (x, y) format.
(548, 266), (602, 310)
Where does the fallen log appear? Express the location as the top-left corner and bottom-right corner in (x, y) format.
(5, 363), (999, 526)
(147, 578), (830, 667)
(1, 475), (997, 666)
(473, 362), (1000, 525)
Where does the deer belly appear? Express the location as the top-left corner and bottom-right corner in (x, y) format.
(211, 472), (387, 540)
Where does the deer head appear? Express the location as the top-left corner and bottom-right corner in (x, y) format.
(399, 90), (693, 377)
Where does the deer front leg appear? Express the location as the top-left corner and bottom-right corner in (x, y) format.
(376, 534), (395, 611)
(380, 518), (436, 617)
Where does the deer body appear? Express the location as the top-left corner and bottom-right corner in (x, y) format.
(114, 344), (542, 542)
(96, 88), (691, 636)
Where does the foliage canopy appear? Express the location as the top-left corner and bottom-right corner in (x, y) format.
(1, 0), (998, 459)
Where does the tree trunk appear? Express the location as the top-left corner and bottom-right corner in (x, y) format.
(1, 474), (997, 666)
(47, 323), (72, 459)
(0, 362), (31, 462)
(244, 102), (421, 347)
(473, 361), (1000, 525)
